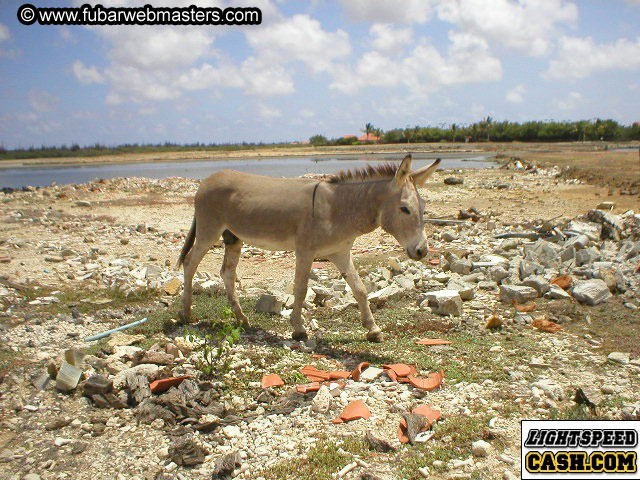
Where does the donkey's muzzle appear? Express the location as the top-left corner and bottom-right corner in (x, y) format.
(407, 245), (428, 261)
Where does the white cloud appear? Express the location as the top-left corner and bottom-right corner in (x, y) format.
(0, 24), (9, 42)
(246, 14), (351, 73)
(330, 31), (502, 95)
(106, 26), (213, 71)
(339, 0), (435, 24)
(506, 84), (526, 103)
(257, 103), (282, 120)
(436, 0), (578, 56)
(176, 63), (245, 91)
(369, 24), (413, 54)
(72, 61), (105, 84)
(545, 36), (640, 80)
(28, 88), (58, 113)
(299, 108), (315, 118)
(241, 57), (295, 96)
(557, 91), (582, 110)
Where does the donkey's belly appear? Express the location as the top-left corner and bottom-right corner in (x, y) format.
(236, 233), (296, 252)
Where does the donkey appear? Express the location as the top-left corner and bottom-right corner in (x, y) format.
(177, 154), (440, 342)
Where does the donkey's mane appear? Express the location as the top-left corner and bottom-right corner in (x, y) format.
(327, 162), (399, 184)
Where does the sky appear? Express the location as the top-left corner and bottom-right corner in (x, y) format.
(1, 0), (640, 149)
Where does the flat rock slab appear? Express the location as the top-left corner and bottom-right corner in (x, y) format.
(367, 284), (404, 304)
(255, 294), (283, 314)
(421, 290), (463, 316)
(572, 279), (611, 306)
(499, 285), (538, 304)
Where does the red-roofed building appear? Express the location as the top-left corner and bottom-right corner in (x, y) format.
(357, 133), (380, 142)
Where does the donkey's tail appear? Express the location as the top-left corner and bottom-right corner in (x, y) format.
(177, 217), (196, 268)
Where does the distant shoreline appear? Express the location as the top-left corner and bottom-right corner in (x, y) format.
(0, 141), (636, 169)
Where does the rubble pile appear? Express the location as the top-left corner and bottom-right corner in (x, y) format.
(0, 170), (639, 480)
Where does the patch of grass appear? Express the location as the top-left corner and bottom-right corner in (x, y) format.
(550, 297), (640, 358)
(312, 298), (514, 383)
(80, 339), (110, 357)
(22, 286), (161, 316)
(263, 436), (369, 480)
(399, 414), (500, 479)
(0, 347), (21, 372)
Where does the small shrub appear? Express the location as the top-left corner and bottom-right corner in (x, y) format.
(185, 320), (242, 378)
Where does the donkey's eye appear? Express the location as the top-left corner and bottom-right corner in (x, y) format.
(400, 206), (410, 214)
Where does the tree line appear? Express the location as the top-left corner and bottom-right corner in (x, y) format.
(310, 118), (640, 146)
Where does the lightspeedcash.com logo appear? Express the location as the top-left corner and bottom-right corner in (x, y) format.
(522, 420), (640, 479)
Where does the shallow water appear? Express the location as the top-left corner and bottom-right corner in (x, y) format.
(0, 152), (496, 189)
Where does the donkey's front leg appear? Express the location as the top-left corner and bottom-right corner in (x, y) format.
(290, 252), (313, 341)
(328, 250), (383, 342)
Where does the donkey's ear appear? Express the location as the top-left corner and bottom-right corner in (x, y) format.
(394, 154), (412, 187)
(411, 158), (441, 186)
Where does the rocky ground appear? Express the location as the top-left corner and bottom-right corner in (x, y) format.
(0, 159), (639, 480)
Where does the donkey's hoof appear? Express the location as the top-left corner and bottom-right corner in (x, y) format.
(292, 331), (308, 341)
(366, 330), (384, 343)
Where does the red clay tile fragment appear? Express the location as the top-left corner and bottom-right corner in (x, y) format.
(412, 405), (442, 425)
(332, 400), (371, 424)
(300, 365), (330, 381)
(350, 362), (371, 382)
(261, 374), (284, 388)
(328, 370), (352, 380)
(416, 338), (452, 346)
(485, 314), (503, 329)
(296, 382), (321, 394)
(407, 370), (445, 391)
(513, 300), (537, 312)
(551, 274), (572, 289)
(149, 375), (190, 394)
(397, 405), (442, 443)
(311, 354), (326, 359)
(532, 318), (563, 333)
(382, 363), (413, 378)
(429, 259), (440, 266)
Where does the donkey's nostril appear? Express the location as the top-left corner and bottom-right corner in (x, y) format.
(416, 248), (424, 258)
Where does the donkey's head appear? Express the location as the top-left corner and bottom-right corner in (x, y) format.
(379, 155), (440, 261)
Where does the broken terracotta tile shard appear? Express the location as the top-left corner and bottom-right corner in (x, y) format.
(300, 365), (330, 381)
(149, 375), (190, 394)
(415, 338), (451, 346)
(398, 405), (442, 444)
(513, 300), (536, 312)
(311, 354), (326, 359)
(551, 274), (572, 289)
(332, 400), (371, 424)
(412, 405), (442, 425)
(407, 370), (445, 391)
(296, 382), (321, 394)
(485, 314), (503, 329)
(382, 363), (416, 382)
(261, 374), (284, 388)
(531, 318), (563, 333)
(300, 365), (350, 382)
(350, 362), (371, 382)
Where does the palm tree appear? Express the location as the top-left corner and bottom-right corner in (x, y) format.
(483, 116), (494, 142)
(450, 123), (458, 142)
(373, 128), (383, 144)
(361, 122), (374, 140)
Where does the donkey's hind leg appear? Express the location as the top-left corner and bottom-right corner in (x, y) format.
(220, 232), (248, 327)
(181, 224), (223, 323)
